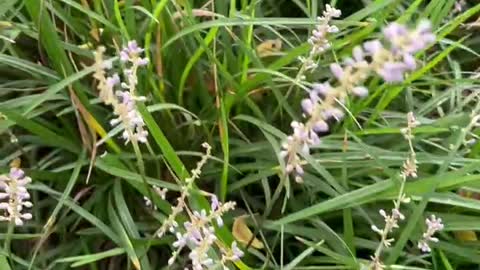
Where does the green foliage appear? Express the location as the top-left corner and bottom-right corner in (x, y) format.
(1, 0), (480, 269)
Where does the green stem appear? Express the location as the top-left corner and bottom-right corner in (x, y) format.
(4, 220), (14, 265)
(131, 139), (154, 208)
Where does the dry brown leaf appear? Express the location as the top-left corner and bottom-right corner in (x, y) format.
(232, 216), (264, 249)
(256, 39), (282, 58)
(10, 158), (21, 169)
(69, 88), (97, 184)
(173, 9), (217, 20)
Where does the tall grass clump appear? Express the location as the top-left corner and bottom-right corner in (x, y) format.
(1, 0), (480, 269)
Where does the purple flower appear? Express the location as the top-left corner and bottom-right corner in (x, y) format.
(352, 86), (369, 97)
(110, 90), (148, 144)
(373, 21), (435, 82)
(194, 209), (208, 222)
(282, 21), (435, 186)
(309, 89), (321, 102)
(0, 168), (33, 226)
(383, 23), (408, 41)
(173, 232), (187, 248)
(417, 20), (435, 40)
(402, 53), (416, 70)
(301, 98), (315, 115)
(410, 20), (435, 53)
(312, 82), (333, 96)
(313, 120), (329, 132)
(308, 129), (321, 145)
(426, 215), (444, 231)
(417, 241), (431, 253)
(120, 90), (134, 103)
(210, 195), (220, 211)
(120, 51), (129, 62)
(405, 38), (428, 53)
(312, 29), (325, 39)
(322, 107), (344, 120)
(353, 46), (364, 62)
(106, 74), (120, 88)
(123, 41), (145, 58)
(231, 241), (244, 261)
(363, 40), (383, 54)
(9, 168), (24, 180)
(302, 88), (324, 116)
(291, 121), (309, 141)
(384, 20), (435, 55)
(306, 6), (340, 56)
(120, 40), (148, 65)
(392, 208), (405, 220)
(127, 41), (142, 53)
(137, 57), (149, 66)
(378, 62), (408, 82)
(330, 63), (344, 80)
(418, 214), (444, 253)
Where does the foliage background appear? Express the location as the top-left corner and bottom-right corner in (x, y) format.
(1, 0), (480, 269)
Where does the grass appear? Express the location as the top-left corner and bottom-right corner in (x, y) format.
(1, 0), (480, 269)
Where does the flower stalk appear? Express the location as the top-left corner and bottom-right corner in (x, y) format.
(281, 21), (435, 184)
(369, 112), (420, 270)
(0, 167), (33, 226)
(151, 143), (243, 269)
(94, 41), (149, 145)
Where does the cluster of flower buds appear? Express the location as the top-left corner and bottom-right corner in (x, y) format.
(151, 143), (243, 269)
(168, 195), (238, 269)
(369, 112), (443, 269)
(371, 208), (405, 244)
(299, 4), (341, 71)
(0, 168), (33, 226)
(401, 112), (420, 178)
(144, 185), (168, 210)
(94, 41), (149, 145)
(417, 215), (444, 252)
(374, 21), (435, 82)
(369, 113), (418, 270)
(120, 41), (149, 67)
(221, 241), (244, 265)
(281, 21), (435, 183)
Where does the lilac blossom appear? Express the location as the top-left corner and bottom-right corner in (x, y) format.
(94, 41), (149, 145)
(231, 241), (244, 261)
(299, 5), (341, 72)
(418, 215), (444, 252)
(374, 20), (435, 82)
(110, 90), (148, 144)
(120, 41), (149, 66)
(330, 63), (344, 80)
(167, 196), (237, 269)
(281, 21), (435, 184)
(369, 112), (421, 269)
(221, 241), (244, 268)
(0, 168), (33, 226)
(378, 62), (409, 82)
(152, 144), (243, 269)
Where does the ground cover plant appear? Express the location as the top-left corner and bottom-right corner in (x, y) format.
(1, 0), (480, 269)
